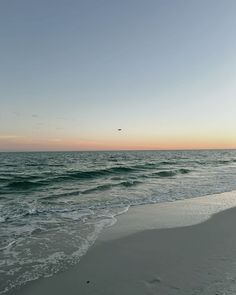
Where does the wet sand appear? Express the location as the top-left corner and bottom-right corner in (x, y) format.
(11, 204), (236, 295)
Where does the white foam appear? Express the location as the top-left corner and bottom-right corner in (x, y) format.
(0, 240), (16, 251)
(100, 190), (236, 240)
(0, 212), (119, 294)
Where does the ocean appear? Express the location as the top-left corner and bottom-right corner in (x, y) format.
(1, 150), (236, 293)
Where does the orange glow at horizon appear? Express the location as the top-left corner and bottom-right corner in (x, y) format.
(1, 133), (236, 151)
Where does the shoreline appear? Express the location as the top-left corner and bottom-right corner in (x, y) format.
(100, 190), (236, 241)
(9, 190), (236, 295)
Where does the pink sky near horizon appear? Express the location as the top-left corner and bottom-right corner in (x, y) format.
(1, 133), (236, 151)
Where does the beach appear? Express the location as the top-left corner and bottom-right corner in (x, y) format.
(10, 192), (236, 295)
(2, 0), (236, 293)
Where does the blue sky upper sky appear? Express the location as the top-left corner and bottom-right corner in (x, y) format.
(1, 0), (236, 151)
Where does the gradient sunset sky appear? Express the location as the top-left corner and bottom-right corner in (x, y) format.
(1, 0), (236, 151)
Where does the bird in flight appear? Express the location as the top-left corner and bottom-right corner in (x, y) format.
(118, 129), (122, 131)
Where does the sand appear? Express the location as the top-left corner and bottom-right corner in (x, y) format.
(10, 194), (236, 295)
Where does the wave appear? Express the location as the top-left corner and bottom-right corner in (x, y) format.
(195, 159), (236, 166)
(48, 165), (149, 183)
(0, 240), (16, 251)
(41, 190), (82, 201)
(120, 180), (142, 187)
(42, 180), (142, 201)
(0, 177), (11, 181)
(83, 180), (142, 194)
(67, 166), (135, 178)
(152, 168), (191, 178)
(217, 159), (236, 164)
(159, 161), (179, 165)
(3, 164), (18, 167)
(25, 163), (65, 167)
(56, 162), (181, 181)
(6, 180), (48, 190)
(3, 165), (192, 191)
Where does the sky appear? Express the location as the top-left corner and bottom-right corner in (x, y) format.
(1, 0), (236, 151)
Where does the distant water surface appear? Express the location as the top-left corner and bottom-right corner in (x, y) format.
(1, 150), (236, 293)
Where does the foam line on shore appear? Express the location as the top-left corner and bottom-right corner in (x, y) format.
(100, 190), (236, 241)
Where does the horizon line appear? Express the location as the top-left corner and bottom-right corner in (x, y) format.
(1, 148), (236, 153)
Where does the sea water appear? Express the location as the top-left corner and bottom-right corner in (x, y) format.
(1, 150), (236, 293)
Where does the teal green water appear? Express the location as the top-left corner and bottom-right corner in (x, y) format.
(1, 150), (236, 293)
